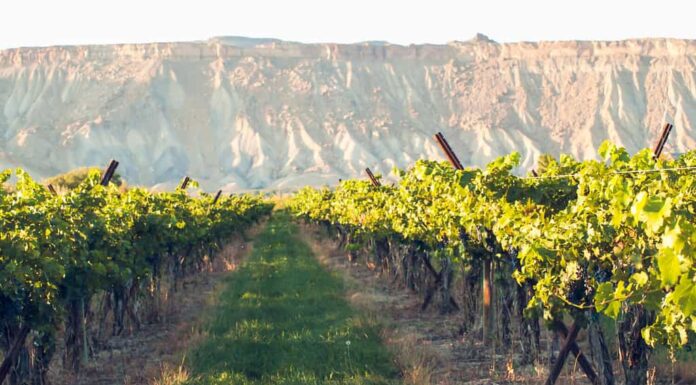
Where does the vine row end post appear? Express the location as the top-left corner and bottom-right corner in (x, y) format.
(365, 168), (381, 187)
(100, 160), (119, 186)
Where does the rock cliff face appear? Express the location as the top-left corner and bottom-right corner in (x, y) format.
(1, 36), (695, 190)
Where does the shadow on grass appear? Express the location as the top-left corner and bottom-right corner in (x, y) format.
(187, 212), (400, 385)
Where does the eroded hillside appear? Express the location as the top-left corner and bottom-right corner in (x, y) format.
(1, 35), (695, 190)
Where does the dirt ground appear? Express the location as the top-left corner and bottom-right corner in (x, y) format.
(298, 223), (688, 385)
(46, 223), (263, 385)
(40, 218), (694, 385)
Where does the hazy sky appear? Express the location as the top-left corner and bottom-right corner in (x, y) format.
(2, 0), (695, 49)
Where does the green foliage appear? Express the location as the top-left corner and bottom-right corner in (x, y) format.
(289, 140), (696, 352)
(0, 168), (273, 363)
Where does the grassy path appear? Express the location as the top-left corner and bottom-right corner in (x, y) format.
(186, 212), (400, 385)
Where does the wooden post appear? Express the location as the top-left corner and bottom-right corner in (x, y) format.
(482, 260), (494, 344)
(433, 132), (487, 339)
(365, 168), (381, 187)
(0, 325), (31, 385)
(99, 160), (119, 186)
(653, 122), (673, 159)
(179, 176), (191, 190)
(433, 132), (463, 170)
(439, 133), (464, 170)
(212, 190), (222, 205)
(553, 321), (600, 385)
(545, 321), (582, 385)
(46, 184), (57, 195)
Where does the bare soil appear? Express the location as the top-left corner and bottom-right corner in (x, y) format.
(301, 224), (696, 385)
(298, 223), (620, 385)
(40, 219), (695, 385)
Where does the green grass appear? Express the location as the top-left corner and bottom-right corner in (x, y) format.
(186, 212), (400, 385)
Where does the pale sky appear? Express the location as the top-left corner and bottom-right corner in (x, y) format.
(1, 0), (695, 49)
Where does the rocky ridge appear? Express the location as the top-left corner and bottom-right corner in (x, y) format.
(1, 35), (694, 190)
